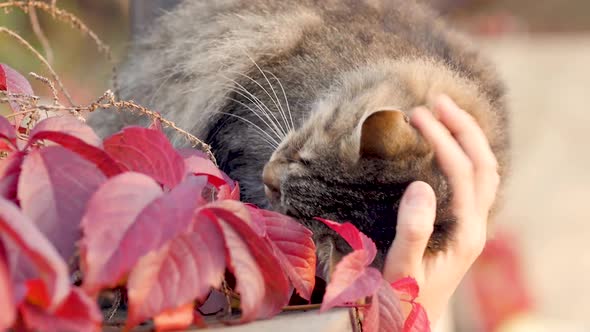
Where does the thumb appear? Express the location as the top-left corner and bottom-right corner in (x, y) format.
(383, 181), (436, 281)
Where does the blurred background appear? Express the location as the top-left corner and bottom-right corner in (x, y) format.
(1, 1), (589, 331)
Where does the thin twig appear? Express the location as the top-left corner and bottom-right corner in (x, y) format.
(0, 1), (118, 92)
(27, 3), (54, 64)
(0, 90), (218, 164)
(220, 280), (233, 319)
(0, 27), (74, 105)
(0, 1), (112, 62)
(29, 72), (59, 105)
(93, 91), (217, 164)
(104, 289), (122, 323)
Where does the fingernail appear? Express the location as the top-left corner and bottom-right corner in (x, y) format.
(403, 181), (435, 208)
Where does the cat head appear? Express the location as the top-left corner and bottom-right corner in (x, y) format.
(260, 60), (487, 270)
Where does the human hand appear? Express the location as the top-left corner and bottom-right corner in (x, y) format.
(383, 95), (500, 328)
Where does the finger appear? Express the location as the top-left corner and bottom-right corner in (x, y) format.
(433, 95), (500, 210)
(411, 107), (475, 211)
(383, 181), (436, 282)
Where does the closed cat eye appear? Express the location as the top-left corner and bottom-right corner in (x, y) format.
(298, 158), (312, 167)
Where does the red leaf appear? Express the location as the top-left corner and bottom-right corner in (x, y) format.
(20, 287), (102, 332)
(28, 116), (101, 148)
(181, 149), (234, 188)
(18, 147), (107, 261)
(390, 278), (431, 332)
(80, 172), (162, 295)
(0, 115), (17, 150)
(391, 277), (420, 301)
(320, 250), (381, 312)
(362, 280), (405, 332)
(0, 242), (16, 330)
(202, 206), (291, 322)
(0, 64), (5, 90)
(153, 303), (195, 332)
(127, 216), (225, 329)
(27, 116), (124, 177)
(0, 151), (25, 202)
(0, 197), (69, 309)
(218, 183), (240, 201)
(252, 208), (316, 300)
(104, 127), (185, 189)
(213, 201), (265, 237)
(316, 218), (377, 263)
(110, 175), (208, 290)
(403, 303), (431, 332)
(24, 279), (51, 307)
(0, 64), (34, 126)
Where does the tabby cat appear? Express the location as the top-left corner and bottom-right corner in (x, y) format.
(89, 0), (509, 272)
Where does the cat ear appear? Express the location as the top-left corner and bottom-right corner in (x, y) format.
(359, 109), (418, 159)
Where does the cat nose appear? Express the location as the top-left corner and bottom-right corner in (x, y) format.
(262, 162), (282, 201)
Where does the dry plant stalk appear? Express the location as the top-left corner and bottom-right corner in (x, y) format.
(29, 72), (59, 105)
(1, 1), (112, 61)
(0, 0), (217, 163)
(0, 27), (73, 105)
(0, 89), (217, 163)
(1, 0), (118, 93)
(27, 3), (54, 64)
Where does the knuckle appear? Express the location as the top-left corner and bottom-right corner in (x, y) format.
(482, 154), (499, 173)
(399, 219), (434, 243)
(458, 157), (475, 179)
(491, 170), (501, 189)
(459, 233), (486, 260)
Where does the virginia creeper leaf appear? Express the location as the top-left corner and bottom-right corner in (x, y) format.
(80, 172), (162, 294)
(362, 280), (404, 332)
(213, 201), (265, 237)
(104, 127), (185, 189)
(27, 116), (124, 177)
(391, 277), (420, 301)
(114, 175), (208, 282)
(403, 303), (430, 332)
(320, 250), (381, 312)
(18, 146), (107, 261)
(0, 64), (5, 90)
(153, 303), (195, 332)
(0, 115), (17, 150)
(391, 278), (431, 332)
(28, 116), (101, 148)
(180, 149), (234, 188)
(20, 287), (102, 332)
(251, 207), (316, 300)
(0, 197), (69, 309)
(316, 218), (377, 264)
(127, 217), (225, 329)
(0, 151), (25, 202)
(0, 242), (15, 330)
(202, 207), (291, 322)
(218, 183), (240, 201)
(0, 64), (34, 126)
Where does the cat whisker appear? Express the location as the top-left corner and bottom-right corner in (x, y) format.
(244, 54), (292, 133)
(225, 94), (285, 142)
(217, 111), (280, 149)
(221, 82), (286, 142)
(228, 70), (289, 138)
(265, 70), (295, 132)
(221, 76), (287, 140)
